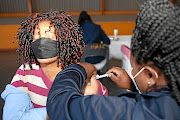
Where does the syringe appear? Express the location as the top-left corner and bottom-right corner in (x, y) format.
(94, 73), (111, 79)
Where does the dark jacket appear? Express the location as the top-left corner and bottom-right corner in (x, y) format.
(47, 64), (180, 120)
(82, 21), (110, 44)
(82, 21), (110, 64)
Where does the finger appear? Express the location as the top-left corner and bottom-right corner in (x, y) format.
(109, 73), (120, 82)
(79, 63), (96, 79)
(86, 74), (97, 84)
(106, 67), (115, 74)
(107, 70), (119, 77)
(93, 69), (97, 75)
(90, 75), (98, 84)
(107, 67), (120, 74)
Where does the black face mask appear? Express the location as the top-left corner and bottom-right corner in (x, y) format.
(30, 37), (58, 59)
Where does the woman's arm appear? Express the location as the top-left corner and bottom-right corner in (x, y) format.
(1, 85), (47, 120)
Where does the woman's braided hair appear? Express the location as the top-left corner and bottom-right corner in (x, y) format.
(131, 0), (180, 105)
(15, 10), (84, 69)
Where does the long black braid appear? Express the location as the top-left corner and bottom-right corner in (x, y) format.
(15, 10), (84, 69)
(131, 0), (180, 105)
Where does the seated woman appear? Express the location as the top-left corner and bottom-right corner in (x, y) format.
(1, 10), (107, 120)
(78, 11), (110, 64)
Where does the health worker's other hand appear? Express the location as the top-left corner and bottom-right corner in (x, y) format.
(107, 67), (132, 90)
(78, 63), (97, 83)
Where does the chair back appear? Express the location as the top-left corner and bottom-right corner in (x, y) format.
(81, 43), (109, 87)
(81, 43), (109, 64)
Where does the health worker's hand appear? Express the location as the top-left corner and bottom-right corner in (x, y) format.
(107, 67), (133, 90)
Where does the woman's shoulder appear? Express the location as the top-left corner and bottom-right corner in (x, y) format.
(12, 62), (41, 80)
(18, 62), (40, 71)
(10, 62), (41, 91)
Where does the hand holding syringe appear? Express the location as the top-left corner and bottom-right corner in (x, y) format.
(86, 73), (111, 86)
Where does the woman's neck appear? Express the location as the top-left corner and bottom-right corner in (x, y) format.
(40, 62), (62, 82)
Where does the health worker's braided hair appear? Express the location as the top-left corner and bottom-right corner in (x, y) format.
(131, 0), (180, 105)
(15, 10), (84, 69)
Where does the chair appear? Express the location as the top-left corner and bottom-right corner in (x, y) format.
(81, 43), (109, 86)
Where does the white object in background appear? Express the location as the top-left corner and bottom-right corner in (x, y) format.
(114, 28), (118, 40)
(121, 45), (131, 74)
(108, 35), (131, 60)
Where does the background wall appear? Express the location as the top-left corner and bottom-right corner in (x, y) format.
(0, 0), (144, 13)
(0, 0), (28, 13)
(0, 0), (178, 50)
(0, 21), (135, 50)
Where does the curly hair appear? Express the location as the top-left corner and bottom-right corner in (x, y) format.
(131, 0), (180, 105)
(15, 10), (84, 69)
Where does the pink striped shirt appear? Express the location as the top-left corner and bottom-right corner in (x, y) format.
(11, 63), (52, 108)
(11, 63), (108, 108)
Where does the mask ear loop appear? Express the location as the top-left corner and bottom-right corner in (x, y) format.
(130, 67), (158, 94)
(154, 70), (158, 79)
(132, 67), (145, 94)
(130, 77), (142, 94)
(134, 67), (158, 79)
(133, 67), (145, 79)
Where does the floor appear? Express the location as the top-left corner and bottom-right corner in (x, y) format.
(0, 50), (127, 119)
(0, 51), (19, 119)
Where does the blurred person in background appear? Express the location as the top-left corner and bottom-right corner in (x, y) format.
(1, 10), (107, 120)
(78, 11), (110, 64)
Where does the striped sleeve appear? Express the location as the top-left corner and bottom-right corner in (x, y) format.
(11, 64), (28, 93)
(11, 63), (40, 94)
(97, 80), (108, 96)
(10, 63), (50, 107)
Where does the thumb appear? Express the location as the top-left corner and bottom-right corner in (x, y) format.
(109, 73), (120, 82)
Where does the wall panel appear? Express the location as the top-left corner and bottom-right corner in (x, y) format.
(0, 0), (28, 13)
(104, 0), (144, 11)
(32, 0), (100, 12)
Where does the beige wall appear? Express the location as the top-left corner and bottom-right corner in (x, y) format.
(0, 21), (135, 50)
(97, 21), (135, 35)
(0, 25), (20, 50)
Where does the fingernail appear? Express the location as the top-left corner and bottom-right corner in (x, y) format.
(88, 82), (91, 86)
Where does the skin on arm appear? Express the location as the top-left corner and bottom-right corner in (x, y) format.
(78, 63), (99, 95)
(46, 114), (49, 120)
(83, 75), (99, 95)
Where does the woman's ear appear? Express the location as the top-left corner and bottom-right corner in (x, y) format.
(144, 66), (158, 86)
